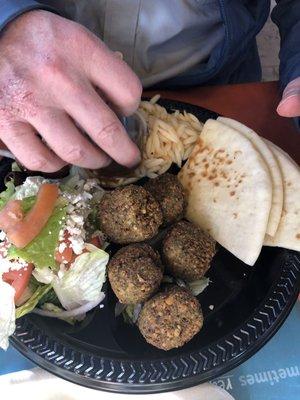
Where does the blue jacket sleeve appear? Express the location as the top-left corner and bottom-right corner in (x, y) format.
(272, 1), (300, 91)
(0, 0), (57, 32)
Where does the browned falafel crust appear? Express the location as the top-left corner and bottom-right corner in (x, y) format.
(144, 173), (186, 225)
(108, 243), (163, 304)
(98, 185), (163, 244)
(138, 286), (203, 350)
(163, 220), (216, 281)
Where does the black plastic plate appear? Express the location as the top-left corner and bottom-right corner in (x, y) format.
(6, 99), (300, 393)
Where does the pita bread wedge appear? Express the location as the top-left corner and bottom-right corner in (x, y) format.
(217, 117), (283, 237)
(264, 140), (300, 251)
(178, 119), (272, 266)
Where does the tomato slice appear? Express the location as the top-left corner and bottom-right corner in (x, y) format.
(55, 231), (75, 265)
(55, 244), (74, 264)
(90, 235), (102, 248)
(7, 183), (58, 248)
(0, 200), (23, 232)
(2, 264), (33, 302)
(54, 233), (102, 268)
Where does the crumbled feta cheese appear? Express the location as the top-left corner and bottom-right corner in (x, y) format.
(58, 242), (67, 254)
(209, 305), (214, 310)
(68, 227), (82, 236)
(70, 236), (85, 255)
(0, 256), (28, 278)
(15, 176), (48, 200)
(71, 215), (84, 225)
(60, 190), (94, 257)
(58, 263), (67, 279)
(59, 179), (107, 257)
(0, 231), (6, 241)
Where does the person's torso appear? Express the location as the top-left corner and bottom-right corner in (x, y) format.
(38, 0), (271, 88)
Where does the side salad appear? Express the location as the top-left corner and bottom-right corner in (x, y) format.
(0, 168), (109, 350)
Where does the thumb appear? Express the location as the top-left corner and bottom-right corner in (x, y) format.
(277, 77), (300, 117)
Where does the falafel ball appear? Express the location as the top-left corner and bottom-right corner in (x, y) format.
(138, 286), (203, 350)
(163, 221), (216, 282)
(98, 185), (163, 244)
(144, 173), (186, 225)
(108, 243), (163, 304)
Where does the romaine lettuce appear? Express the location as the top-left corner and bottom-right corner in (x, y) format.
(8, 204), (67, 269)
(188, 277), (210, 296)
(38, 289), (60, 307)
(21, 196), (36, 213)
(52, 246), (108, 310)
(0, 180), (15, 211)
(15, 284), (52, 319)
(0, 281), (16, 350)
(14, 176), (46, 200)
(39, 303), (76, 324)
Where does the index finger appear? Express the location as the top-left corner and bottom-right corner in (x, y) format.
(60, 82), (141, 168)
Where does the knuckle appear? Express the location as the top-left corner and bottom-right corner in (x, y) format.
(9, 127), (28, 142)
(0, 74), (36, 119)
(63, 147), (85, 164)
(38, 57), (66, 82)
(95, 121), (122, 147)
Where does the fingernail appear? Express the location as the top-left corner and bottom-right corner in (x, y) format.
(127, 149), (142, 169)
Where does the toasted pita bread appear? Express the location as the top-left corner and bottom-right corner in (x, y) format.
(178, 119), (272, 266)
(217, 117), (283, 237)
(264, 141), (300, 251)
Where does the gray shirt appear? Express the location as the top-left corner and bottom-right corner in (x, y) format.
(39, 0), (224, 87)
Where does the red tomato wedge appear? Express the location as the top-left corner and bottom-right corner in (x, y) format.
(90, 235), (102, 248)
(6, 183), (58, 248)
(55, 232), (74, 264)
(55, 245), (74, 264)
(2, 264), (33, 302)
(54, 233), (102, 267)
(0, 200), (24, 232)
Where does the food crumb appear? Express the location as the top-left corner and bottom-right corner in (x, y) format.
(209, 305), (214, 310)
(99, 304), (104, 309)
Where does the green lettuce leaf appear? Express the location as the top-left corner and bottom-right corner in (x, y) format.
(21, 196), (36, 213)
(11, 162), (22, 172)
(188, 277), (210, 296)
(0, 180), (15, 211)
(28, 276), (60, 306)
(53, 245), (108, 310)
(122, 304), (142, 325)
(8, 203), (67, 269)
(40, 303), (75, 325)
(15, 284), (52, 319)
(38, 288), (60, 306)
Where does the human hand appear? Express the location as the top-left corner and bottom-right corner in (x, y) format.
(0, 11), (142, 172)
(277, 77), (300, 118)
